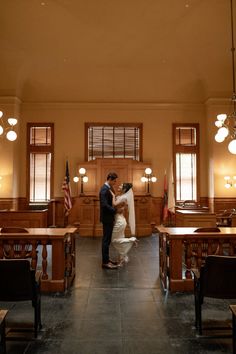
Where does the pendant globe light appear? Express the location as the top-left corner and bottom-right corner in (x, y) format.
(0, 111), (18, 141)
(214, 0), (236, 154)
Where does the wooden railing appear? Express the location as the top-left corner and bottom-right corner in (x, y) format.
(158, 226), (236, 292)
(0, 227), (77, 293)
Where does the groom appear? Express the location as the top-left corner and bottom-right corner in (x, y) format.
(99, 172), (118, 269)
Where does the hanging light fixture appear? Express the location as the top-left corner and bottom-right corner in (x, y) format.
(0, 111), (18, 141)
(214, 0), (236, 153)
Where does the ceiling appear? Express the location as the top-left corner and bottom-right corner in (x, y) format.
(0, 0), (235, 103)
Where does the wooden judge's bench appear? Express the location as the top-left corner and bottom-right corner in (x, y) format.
(68, 158), (161, 236)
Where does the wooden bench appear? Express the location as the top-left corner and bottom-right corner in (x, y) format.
(0, 310), (8, 354)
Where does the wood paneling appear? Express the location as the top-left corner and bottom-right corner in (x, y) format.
(175, 210), (216, 227)
(69, 195), (160, 237)
(3, 187), (235, 234)
(75, 158), (148, 196)
(213, 198), (236, 213)
(0, 210), (48, 228)
(0, 198), (18, 211)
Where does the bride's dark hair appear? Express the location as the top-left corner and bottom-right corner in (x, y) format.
(122, 183), (133, 193)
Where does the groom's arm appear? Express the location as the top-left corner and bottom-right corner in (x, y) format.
(100, 188), (116, 214)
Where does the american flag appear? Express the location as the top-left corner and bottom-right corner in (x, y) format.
(62, 160), (72, 216)
(162, 170), (168, 223)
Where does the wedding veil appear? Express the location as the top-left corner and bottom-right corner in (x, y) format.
(124, 188), (136, 235)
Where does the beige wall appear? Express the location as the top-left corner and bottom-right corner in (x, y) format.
(2, 99), (209, 199)
(21, 101), (208, 198)
(206, 98), (236, 198)
(0, 97), (21, 200)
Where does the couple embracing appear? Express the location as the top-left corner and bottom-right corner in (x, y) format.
(99, 172), (138, 269)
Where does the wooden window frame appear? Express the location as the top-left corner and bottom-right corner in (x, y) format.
(85, 122), (143, 161)
(26, 123), (54, 204)
(173, 123), (200, 203)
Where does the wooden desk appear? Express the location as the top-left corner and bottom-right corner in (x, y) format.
(0, 310), (8, 354)
(158, 226), (236, 292)
(0, 228), (77, 293)
(175, 210), (216, 227)
(0, 210), (48, 228)
(176, 206), (209, 211)
(230, 305), (236, 354)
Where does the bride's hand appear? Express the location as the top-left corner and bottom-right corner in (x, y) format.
(110, 190), (115, 197)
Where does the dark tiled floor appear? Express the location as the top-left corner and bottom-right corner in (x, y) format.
(1, 234), (235, 354)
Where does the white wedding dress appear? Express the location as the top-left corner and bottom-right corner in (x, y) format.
(111, 190), (137, 261)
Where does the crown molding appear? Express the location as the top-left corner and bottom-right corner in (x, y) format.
(204, 97), (232, 106)
(0, 96), (22, 105)
(21, 101), (205, 112)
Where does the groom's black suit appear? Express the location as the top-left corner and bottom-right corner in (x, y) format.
(99, 183), (116, 264)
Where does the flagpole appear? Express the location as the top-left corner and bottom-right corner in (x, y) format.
(64, 214), (69, 227)
(162, 170), (168, 225)
(62, 160), (72, 227)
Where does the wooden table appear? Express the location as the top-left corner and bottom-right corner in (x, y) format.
(0, 310), (8, 354)
(158, 226), (236, 292)
(0, 228), (77, 293)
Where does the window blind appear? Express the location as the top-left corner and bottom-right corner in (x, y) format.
(88, 125), (140, 161)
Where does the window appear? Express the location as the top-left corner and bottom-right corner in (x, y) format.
(173, 124), (199, 202)
(27, 123), (54, 203)
(85, 123), (142, 161)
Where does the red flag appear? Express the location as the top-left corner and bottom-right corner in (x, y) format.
(167, 162), (175, 213)
(162, 171), (168, 222)
(62, 161), (72, 216)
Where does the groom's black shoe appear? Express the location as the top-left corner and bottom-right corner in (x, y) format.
(109, 259), (119, 265)
(102, 262), (118, 269)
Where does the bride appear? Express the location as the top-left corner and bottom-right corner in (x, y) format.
(110, 183), (138, 265)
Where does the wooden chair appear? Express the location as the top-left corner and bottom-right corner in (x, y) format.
(193, 255), (236, 335)
(194, 227), (221, 233)
(182, 200), (199, 208)
(0, 310), (8, 354)
(0, 259), (42, 338)
(229, 305), (236, 354)
(216, 210), (232, 227)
